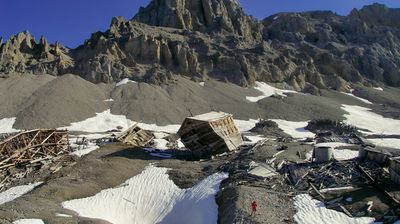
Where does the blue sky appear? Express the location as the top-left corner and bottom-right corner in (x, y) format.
(1, 0), (400, 48)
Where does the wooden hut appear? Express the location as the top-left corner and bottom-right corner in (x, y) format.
(178, 112), (243, 157)
(116, 124), (154, 147)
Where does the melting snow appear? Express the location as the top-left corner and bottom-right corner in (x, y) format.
(294, 194), (375, 224)
(270, 119), (314, 139)
(373, 87), (384, 91)
(116, 78), (136, 87)
(56, 213), (73, 217)
(13, 219), (45, 224)
(366, 138), (400, 150)
(199, 82), (205, 86)
(333, 149), (359, 161)
(0, 117), (20, 134)
(0, 182), (43, 205)
(152, 139), (169, 150)
(61, 110), (180, 134)
(342, 105), (400, 135)
(104, 98), (114, 102)
(314, 142), (358, 160)
(342, 92), (373, 105)
(244, 135), (268, 144)
(234, 119), (258, 132)
(246, 82), (298, 102)
(62, 165), (227, 224)
(61, 110), (133, 132)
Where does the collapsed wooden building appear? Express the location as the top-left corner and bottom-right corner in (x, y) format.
(0, 129), (70, 169)
(178, 112), (243, 157)
(0, 129), (71, 186)
(115, 124), (154, 147)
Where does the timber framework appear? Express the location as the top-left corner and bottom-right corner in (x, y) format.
(0, 129), (70, 184)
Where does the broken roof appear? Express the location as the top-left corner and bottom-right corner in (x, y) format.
(188, 111), (232, 122)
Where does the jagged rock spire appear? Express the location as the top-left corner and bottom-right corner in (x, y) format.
(133, 0), (261, 39)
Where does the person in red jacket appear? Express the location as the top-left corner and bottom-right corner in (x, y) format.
(251, 201), (258, 216)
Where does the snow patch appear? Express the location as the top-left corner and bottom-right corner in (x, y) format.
(0, 117), (20, 134)
(246, 82), (298, 102)
(314, 142), (358, 160)
(244, 135), (267, 144)
(270, 119), (314, 139)
(273, 16), (279, 20)
(342, 92), (373, 105)
(56, 213), (73, 217)
(62, 165), (228, 224)
(0, 182), (43, 205)
(342, 105), (400, 135)
(373, 87), (383, 91)
(61, 110), (133, 132)
(152, 139), (169, 150)
(199, 82), (205, 86)
(234, 119), (258, 132)
(116, 78), (136, 87)
(294, 194), (375, 224)
(61, 110), (180, 134)
(104, 98), (114, 102)
(333, 149), (359, 161)
(13, 219), (45, 224)
(366, 138), (400, 149)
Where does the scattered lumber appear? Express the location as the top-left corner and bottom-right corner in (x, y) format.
(115, 124), (154, 147)
(0, 129), (70, 186)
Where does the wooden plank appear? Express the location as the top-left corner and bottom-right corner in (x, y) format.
(310, 182), (326, 200)
(357, 165), (400, 206)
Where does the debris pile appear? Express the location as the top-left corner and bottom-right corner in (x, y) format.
(0, 129), (70, 187)
(115, 124), (154, 147)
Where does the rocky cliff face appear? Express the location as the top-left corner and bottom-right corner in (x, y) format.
(1, 1), (400, 90)
(0, 31), (73, 76)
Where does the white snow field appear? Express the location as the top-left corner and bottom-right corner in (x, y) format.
(342, 105), (400, 135)
(0, 117), (20, 134)
(116, 78), (136, 87)
(342, 92), (373, 105)
(0, 182), (43, 205)
(62, 165), (228, 224)
(270, 119), (315, 139)
(246, 82), (298, 102)
(294, 194), (375, 224)
(13, 219), (45, 224)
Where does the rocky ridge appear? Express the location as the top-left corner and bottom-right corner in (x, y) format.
(1, 1), (400, 90)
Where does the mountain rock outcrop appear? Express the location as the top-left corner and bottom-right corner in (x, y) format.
(0, 31), (73, 76)
(1, 1), (400, 90)
(133, 0), (262, 40)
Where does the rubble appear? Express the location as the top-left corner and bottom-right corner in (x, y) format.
(115, 124), (154, 147)
(0, 129), (71, 188)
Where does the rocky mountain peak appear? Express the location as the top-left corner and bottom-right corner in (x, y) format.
(0, 32), (73, 75)
(349, 3), (400, 29)
(133, 0), (262, 40)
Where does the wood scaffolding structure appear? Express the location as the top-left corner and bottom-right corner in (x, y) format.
(0, 129), (70, 171)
